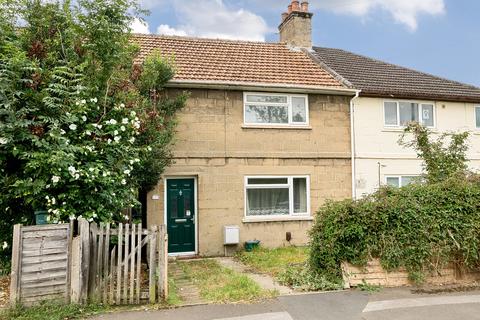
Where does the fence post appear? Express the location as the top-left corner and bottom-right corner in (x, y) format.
(70, 236), (81, 303)
(9, 224), (22, 305)
(149, 226), (158, 303)
(78, 218), (91, 304)
(157, 225), (168, 300)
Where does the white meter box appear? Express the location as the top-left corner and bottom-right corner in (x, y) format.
(224, 225), (240, 245)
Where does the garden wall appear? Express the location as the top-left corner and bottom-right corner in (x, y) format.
(342, 259), (480, 288)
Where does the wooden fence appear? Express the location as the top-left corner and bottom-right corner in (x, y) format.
(11, 219), (168, 306)
(10, 223), (73, 305)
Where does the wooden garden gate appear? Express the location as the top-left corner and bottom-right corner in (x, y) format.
(11, 218), (168, 306)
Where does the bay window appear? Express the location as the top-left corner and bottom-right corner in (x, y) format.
(245, 176), (310, 218)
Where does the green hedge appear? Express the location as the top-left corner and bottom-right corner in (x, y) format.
(309, 177), (480, 284)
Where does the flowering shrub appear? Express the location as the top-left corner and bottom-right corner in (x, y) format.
(0, 0), (187, 266)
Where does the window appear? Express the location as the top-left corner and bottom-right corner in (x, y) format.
(244, 93), (308, 126)
(384, 101), (435, 127)
(475, 106), (480, 128)
(245, 176), (309, 217)
(386, 176), (419, 188)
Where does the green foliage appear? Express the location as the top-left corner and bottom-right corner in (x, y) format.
(235, 246), (309, 277)
(178, 260), (277, 303)
(309, 177), (480, 285)
(0, 0), (186, 260)
(357, 280), (381, 293)
(1, 301), (108, 320)
(277, 263), (343, 291)
(400, 122), (469, 183)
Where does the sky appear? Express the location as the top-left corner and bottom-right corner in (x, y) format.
(131, 0), (480, 87)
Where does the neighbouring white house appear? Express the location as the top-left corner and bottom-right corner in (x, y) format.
(311, 48), (480, 197)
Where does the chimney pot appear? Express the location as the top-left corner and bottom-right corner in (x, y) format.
(287, 4), (292, 14)
(281, 12), (289, 21)
(301, 1), (309, 12)
(291, 0), (300, 11)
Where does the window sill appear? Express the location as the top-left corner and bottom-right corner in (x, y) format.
(242, 216), (314, 223)
(382, 127), (436, 133)
(242, 125), (312, 130)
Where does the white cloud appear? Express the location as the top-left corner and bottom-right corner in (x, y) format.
(154, 0), (271, 41)
(318, 0), (446, 31)
(156, 24), (188, 37)
(129, 18), (150, 34)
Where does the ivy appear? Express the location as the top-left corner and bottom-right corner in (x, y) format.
(310, 123), (479, 285)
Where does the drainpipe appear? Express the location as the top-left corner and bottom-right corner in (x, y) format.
(350, 90), (361, 199)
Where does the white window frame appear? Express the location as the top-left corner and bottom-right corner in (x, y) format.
(383, 101), (436, 128)
(244, 175), (311, 219)
(243, 92), (309, 126)
(475, 106), (480, 129)
(385, 175), (419, 188)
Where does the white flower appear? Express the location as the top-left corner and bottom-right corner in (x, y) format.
(108, 119), (117, 125)
(122, 118), (129, 124)
(75, 173), (80, 180)
(89, 167), (95, 172)
(68, 166), (76, 175)
(114, 130), (119, 135)
(107, 139), (112, 144)
(60, 129), (66, 135)
(120, 103), (125, 108)
(51, 197), (56, 205)
(0, 137), (7, 145)
(2, 242), (8, 250)
(130, 111), (136, 117)
(134, 158), (140, 163)
(90, 98), (98, 103)
(121, 179), (126, 185)
(52, 176), (60, 184)
(129, 137), (135, 144)
(124, 169), (131, 175)
(81, 115), (87, 122)
(69, 124), (77, 131)
(81, 99), (86, 104)
(120, 126), (126, 132)
(114, 136), (121, 142)
(85, 130), (91, 136)
(147, 146), (152, 151)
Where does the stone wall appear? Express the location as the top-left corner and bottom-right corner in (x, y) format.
(342, 259), (480, 288)
(147, 88), (352, 256)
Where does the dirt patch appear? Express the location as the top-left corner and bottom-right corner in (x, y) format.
(412, 282), (480, 294)
(0, 276), (10, 308)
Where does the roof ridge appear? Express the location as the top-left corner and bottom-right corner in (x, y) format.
(303, 48), (354, 89)
(131, 33), (286, 47)
(313, 46), (480, 90)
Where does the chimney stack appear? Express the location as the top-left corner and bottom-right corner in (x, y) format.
(279, 0), (313, 49)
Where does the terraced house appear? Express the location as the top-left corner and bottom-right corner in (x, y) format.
(134, 1), (357, 256)
(135, 0), (480, 256)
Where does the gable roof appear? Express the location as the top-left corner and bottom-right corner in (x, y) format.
(132, 34), (352, 93)
(312, 47), (480, 103)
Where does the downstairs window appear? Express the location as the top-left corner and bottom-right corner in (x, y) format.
(245, 176), (310, 218)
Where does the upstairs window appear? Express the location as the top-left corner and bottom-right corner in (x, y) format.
(384, 101), (434, 127)
(244, 93), (309, 126)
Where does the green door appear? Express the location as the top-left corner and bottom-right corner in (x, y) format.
(166, 178), (196, 253)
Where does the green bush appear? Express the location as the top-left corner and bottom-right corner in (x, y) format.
(309, 176), (480, 284)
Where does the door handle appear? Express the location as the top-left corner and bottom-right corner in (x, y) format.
(175, 219), (187, 223)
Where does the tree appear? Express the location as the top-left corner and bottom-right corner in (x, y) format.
(399, 122), (470, 183)
(0, 0), (186, 261)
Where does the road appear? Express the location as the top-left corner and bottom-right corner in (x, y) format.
(92, 288), (480, 320)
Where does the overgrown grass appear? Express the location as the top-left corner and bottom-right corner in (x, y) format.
(0, 301), (108, 320)
(235, 246), (342, 291)
(235, 246), (308, 277)
(179, 259), (277, 303)
(165, 277), (182, 306)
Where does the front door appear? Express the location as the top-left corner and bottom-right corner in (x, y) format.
(166, 178), (196, 254)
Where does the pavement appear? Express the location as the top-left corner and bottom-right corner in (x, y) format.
(90, 288), (480, 320)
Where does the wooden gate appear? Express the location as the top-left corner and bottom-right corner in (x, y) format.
(71, 218), (168, 305)
(10, 223), (73, 305)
